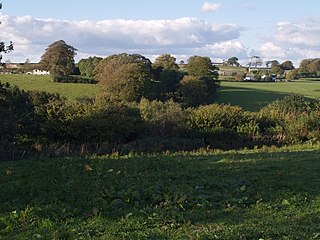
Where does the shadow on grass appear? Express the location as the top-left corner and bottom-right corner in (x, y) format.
(0, 150), (319, 238)
(217, 86), (292, 111)
(217, 85), (316, 111)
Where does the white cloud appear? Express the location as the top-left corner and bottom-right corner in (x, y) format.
(251, 17), (320, 66)
(201, 41), (249, 59)
(0, 14), (243, 62)
(272, 19), (320, 48)
(202, 2), (222, 12)
(258, 42), (286, 59)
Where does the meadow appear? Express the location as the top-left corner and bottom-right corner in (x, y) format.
(0, 74), (101, 99)
(217, 79), (320, 111)
(0, 145), (320, 239)
(1, 74), (320, 111)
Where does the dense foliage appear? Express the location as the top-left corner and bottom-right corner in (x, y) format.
(52, 75), (97, 84)
(77, 56), (102, 78)
(1, 80), (319, 160)
(39, 40), (77, 77)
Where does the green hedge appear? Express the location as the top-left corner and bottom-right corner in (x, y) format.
(52, 75), (98, 84)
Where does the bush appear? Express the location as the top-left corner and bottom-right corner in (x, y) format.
(139, 98), (186, 137)
(52, 75), (98, 84)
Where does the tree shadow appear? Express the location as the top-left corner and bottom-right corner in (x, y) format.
(217, 85), (314, 111)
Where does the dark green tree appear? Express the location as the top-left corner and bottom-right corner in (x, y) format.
(40, 40), (77, 77)
(227, 56), (240, 67)
(186, 55), (219, 79)
(177, 75), (211, 107)
(179, 55), (219, 106)
(280, 60), (294, 70)
(94, 53), (153, 102)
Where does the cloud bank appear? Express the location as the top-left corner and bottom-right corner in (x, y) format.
(1, 13), (320, 65)
(0, 14), (244, 62)
(257, 17), (320, 65)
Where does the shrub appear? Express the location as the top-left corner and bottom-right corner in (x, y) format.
(139, 98), (186, 137)
(52, 75), (98, 84)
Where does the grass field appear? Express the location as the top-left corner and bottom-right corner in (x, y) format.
(0, 74), (101, 99)
(218, 80), (320, 111)
(1, 74), (320, 111)
(0, 145), (320, 239)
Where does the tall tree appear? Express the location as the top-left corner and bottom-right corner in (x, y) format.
(178, 56), (219, 106)
(40, 40), (77, 77)
(94, 53), (153, 102)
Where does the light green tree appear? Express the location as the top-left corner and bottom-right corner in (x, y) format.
(78, 56), (102, 78)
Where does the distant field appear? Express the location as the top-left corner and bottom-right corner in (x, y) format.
(1, 74), (320, 111)
(218, 80), (320, 111)
(0, 74), (101, 99)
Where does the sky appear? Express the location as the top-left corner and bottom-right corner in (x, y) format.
(1, 0), (320, 66)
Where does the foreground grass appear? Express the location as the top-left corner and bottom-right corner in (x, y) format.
(1, 146), (320, 239)
(218, 80), (320, 111)
(0, 74), (101, 99)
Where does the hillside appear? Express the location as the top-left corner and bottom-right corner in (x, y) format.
(0, 146), (320, 239)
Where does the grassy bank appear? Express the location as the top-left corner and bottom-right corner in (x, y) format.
(1, 146), (320, 239)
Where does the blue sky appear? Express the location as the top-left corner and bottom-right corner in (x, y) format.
(1, 0), (320, 65)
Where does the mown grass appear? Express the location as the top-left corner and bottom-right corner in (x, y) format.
(1, 146), (320, 239)
(218, 80), (320, 111)
(0, 74), (101, 99)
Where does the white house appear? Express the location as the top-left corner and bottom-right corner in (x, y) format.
(27, 69), (50, 75)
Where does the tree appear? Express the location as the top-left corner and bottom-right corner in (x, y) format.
(286, 69), (299, 80)
(248, 56), (262, 68)
(187, 55), (219, 80)
(78, 56), (102, 78)
(308, 59), (320, 76)
(40, 40), (77, 77)
(227, 57), (240, 67)
(94, 53), (153, 102)
(280, 60), (294, 70)
(180, 55), (219, 106)
(0, 3), (13, 65)
(153, 54), (179, 70)
(177, 75), (210, 107)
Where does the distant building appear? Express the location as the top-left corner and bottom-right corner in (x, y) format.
(27, 69), (50, 75)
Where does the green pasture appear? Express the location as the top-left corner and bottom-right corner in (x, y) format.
(1, 74), (320, 111)
(218, 80), (320, 111)
(0, 146), (320, 239)
(0, 74), (101, 99)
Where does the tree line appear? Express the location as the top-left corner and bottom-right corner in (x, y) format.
(1, 40), (320, 160)
(1, 81), (319, 161)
